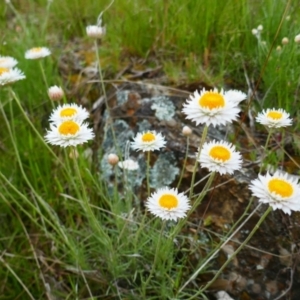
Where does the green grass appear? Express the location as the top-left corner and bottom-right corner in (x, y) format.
(1, 0), (300, 299)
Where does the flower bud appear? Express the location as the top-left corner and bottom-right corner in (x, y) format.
(48, 86), (64, 101)
(107, 153), (119, 166)
(182, 126), (192, 137)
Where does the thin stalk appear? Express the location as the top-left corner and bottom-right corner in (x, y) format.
(6, 1), (30, 39)
(143, 221), (166, 296)
(177, 136), (190, 189)
(39, 60), (49, 89)
(0, 254), (35, 300)
(146, 151), (151, 196)
(170, 172), (215, 240)
(94, 40), (118, 148)
(189, 125), (208, 199)
(0, 103), (71, 246)
(7, 87), (67, 172)
(196, 206), (272, 296)
(72, 151), (111, 247)
(178, 203), (262, 294)
(259, 128), (273, 173)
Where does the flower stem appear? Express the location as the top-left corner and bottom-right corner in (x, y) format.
(177, 136), (190, 189)
(146, 151), (151, 196)
(178, 203), (263, 294)
(189, 125), (208, 199)
(143, 221), (166, 296)
(197, 206), (272, 295)
(259, 128), (273, 173)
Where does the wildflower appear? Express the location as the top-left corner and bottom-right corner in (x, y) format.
(198, 140), (243, 175)
(146, 187), (191, 221)
(131, 131), (166, 152)
(48, 86), (64, 101)
(0, 67), (25, 85)
(249, 171), (300, 215)
(276, 45), (282, 52)
(256, 108), (292, 128)
(182, 88), (245, 127)
(294, 34), (300, 44)
(107, 153), (119, 166)
(182, 125), (192, 137)
(45, 120), (94, 147)
(25, 47), (51, 59)
(86, 25), (106, 39)
(282, 37), (289, 45)
(49, 103), (90, 123)
(118, 159), (139, 170)
(0, 56), (18, 68)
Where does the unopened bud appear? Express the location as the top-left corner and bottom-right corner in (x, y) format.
(182, 126), (192, 136)
(294, 34), (300, 44)
(48, 85), (64, 101)
(282, 37), (289, 45)
(107, 153), (119, 166)
(251, 28), (258, 35)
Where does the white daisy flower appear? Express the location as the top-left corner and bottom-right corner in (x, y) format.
(0, 56), (18, 68)
(49, 103), (90, 123)
(45, 120), (94, 147)
(146, 187), (191, 221)
(25, 47), (51, 59)
(0, 67), (25, 85)
(249, 171), (300, 215)
(131, 131), (166, 152)
(86, 25), (106, 39)
(182, 88), (243, 127)
(48, 86), (64, 101)
(256, 108), (292, 128)
(198, 140), (243, 175)
(118, 159), (139, 171)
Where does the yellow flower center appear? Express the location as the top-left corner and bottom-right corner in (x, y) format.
(268, 178), (293, 198)
(267, 111), (283, 120)
(209, 145), (231, 161)
(58, 121), (80, 136)
(199, 91), (225, 110)
(31, 47), (42, 52)
(159, 194), (178, 209)
(0, 67), (9, 75)
(60, 108), (77, 118)
(142, 132), (156, 142)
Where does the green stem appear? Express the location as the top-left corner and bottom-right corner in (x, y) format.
(39, 60), (49, 89)
(177, 136), (190, 189)
(94, 40), (118, 149)
(0, 102), (71, 245)
(143, 221), (166, 296)
(72, 150), (110, 246)
(197, 206), (272, 295)
(259, 128), (273, 173)
(178, 203), (263, 294)
(189, 125), (208, 199)
(146, 151), (151, 196)
(8, 87), (67, 171)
